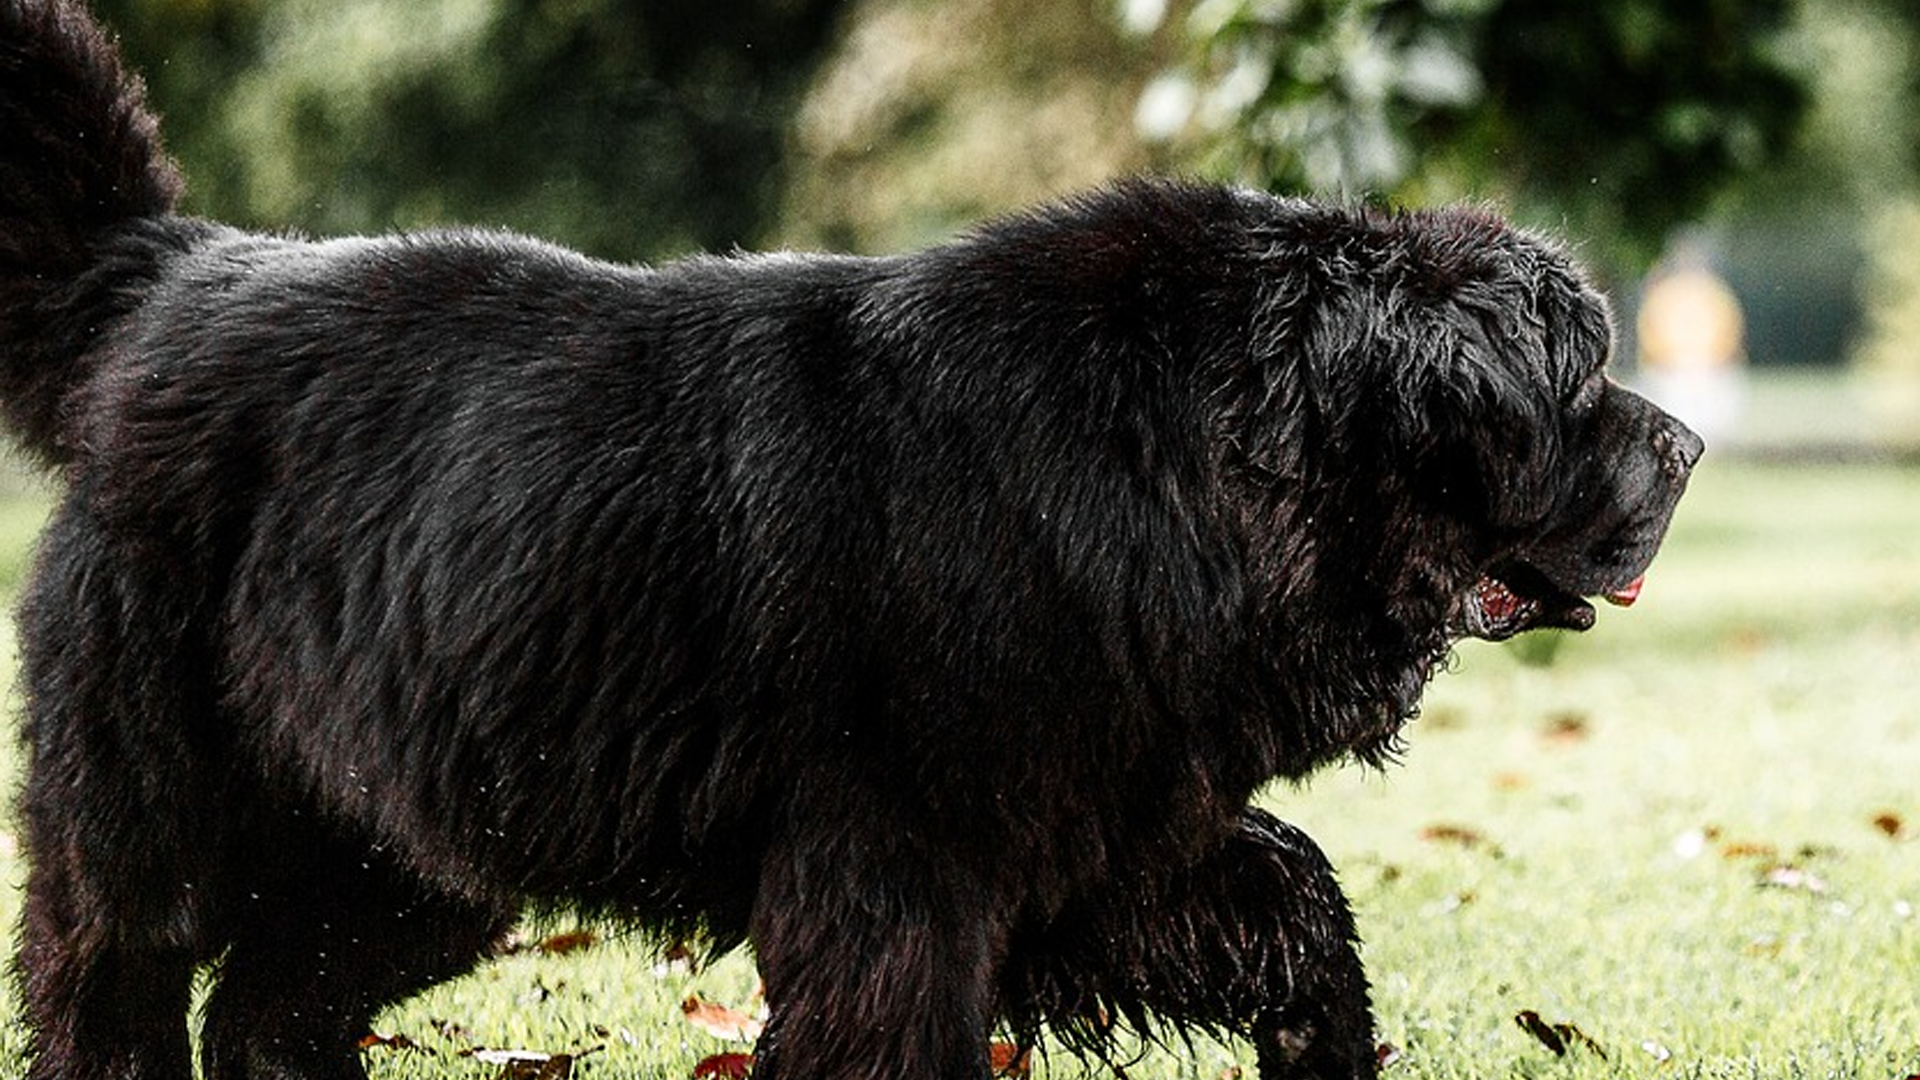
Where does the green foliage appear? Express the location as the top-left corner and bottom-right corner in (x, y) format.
(1850, 197), (1920, 445)
(94, 0), (848, 261)
(779, 0), (1156, 254)
(1147, 0), (1810, 269)
(1140, 0), (1493, 193)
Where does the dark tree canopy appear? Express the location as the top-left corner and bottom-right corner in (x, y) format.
(1477, 0), (1807, 259)
(1155, 0), (1809, 268)
(91, 0), (1839, 268)
(93, 0), (847, 261)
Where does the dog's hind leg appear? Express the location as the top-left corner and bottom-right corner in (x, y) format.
(1000, 809), (1378, 1080)
(13, 505), (223, 1080)
(14, 866), (197, 1080)
(199, 828), (514, 1080)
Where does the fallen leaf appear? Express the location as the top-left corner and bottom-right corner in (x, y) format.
(358, 1032), (427, 1053)
(464, 1046), (602, 1080)
(1514, 1010), (1565, 1055)
(1375, 1042), (1403, 1069)
(1513, 1010), (1606, 1059)
(1419, 824), (1487, 849)
(682, 995), (766, 1041)
(535, 930), (600, 956)
(507, 1055), (573, 1080)
(1540, 712), (1590, 745)
(1490, 771), (1531, 792)
(1718, 840), (1778, 861)
(1873, 812), (1907, 840)
(990, 1042), (1031, 1078)
(692, 1052), (756, 1080)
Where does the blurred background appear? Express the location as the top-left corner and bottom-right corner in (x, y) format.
(87, 0), (1920, 457)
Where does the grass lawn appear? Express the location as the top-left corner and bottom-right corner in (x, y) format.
(0, 458), (1914, 1079)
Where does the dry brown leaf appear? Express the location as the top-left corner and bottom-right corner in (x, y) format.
(1540, 712), (1590, 745)
(1719, 840), (1778, 861)
(535, 930), (600, 956)
(1419, 824), (1487, 848)
(507, 1055), (573, 1080)
(1490, 771), (1531, 792)
(990, 1042), (1031, 1078)
(464, 1046), (602, 1080)
(1513, 1010), (1606, 1059)
(681, 994), (765, 1041)
(691, 1052), (756, 1080)
(358, 1032), (428, 1054)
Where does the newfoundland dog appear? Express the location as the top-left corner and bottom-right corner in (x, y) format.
(0, 2), (1700, 1078)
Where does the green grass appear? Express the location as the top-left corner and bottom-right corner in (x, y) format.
(1278, 460), (1920, 1079)
(0, 459), (1916, 1079)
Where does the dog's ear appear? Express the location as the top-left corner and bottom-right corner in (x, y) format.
(1390, 274), (1611, 531)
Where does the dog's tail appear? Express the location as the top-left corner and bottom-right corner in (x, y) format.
(0, 0), (182, 463)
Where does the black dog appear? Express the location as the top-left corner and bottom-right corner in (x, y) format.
(0, 3), (1701, 1078)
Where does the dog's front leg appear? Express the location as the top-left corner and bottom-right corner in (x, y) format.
(999, 808), (1377, 1080)
(748, 813), (1007, 1080)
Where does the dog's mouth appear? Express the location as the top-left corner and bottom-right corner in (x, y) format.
(1460, 563), (1644, 642)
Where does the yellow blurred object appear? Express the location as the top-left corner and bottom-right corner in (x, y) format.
(1635, 254), (1747, 443)
(1637, 267), (1745, 374)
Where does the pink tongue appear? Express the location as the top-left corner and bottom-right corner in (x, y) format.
(1605, 575), (1645, 607)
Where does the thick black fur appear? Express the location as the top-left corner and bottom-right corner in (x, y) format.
(0, 3), (1702, 1079)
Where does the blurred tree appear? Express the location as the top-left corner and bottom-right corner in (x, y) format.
(1142, 0), (1810, 271)
(90, 0), (267, 210)
(778, 0), (1158, 253)
(95, 0), (847, 260)
(1705, 0), (1919, 370)
(1854, 199), (1920, 444)
(1830, 0), (1920, 432)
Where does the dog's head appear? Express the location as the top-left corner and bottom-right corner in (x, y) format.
(1227, 196), (1700, 647)
(1375, 209), (1704, 642)
(1456, 373), (1701, 641)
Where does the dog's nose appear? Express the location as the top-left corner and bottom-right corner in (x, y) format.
(1658, 422), (1705, 478)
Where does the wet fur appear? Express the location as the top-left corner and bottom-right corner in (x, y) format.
(1, 3), (1695, 1079)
